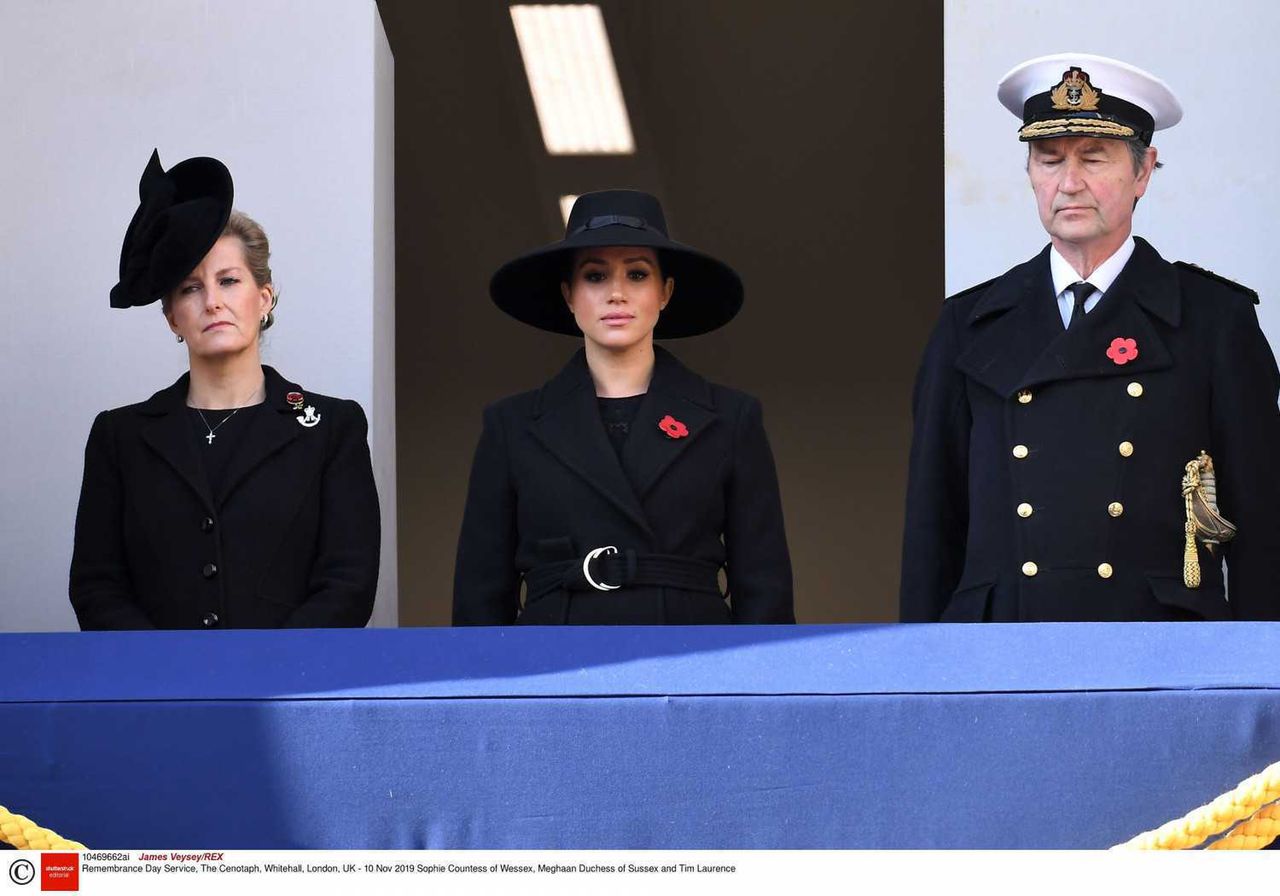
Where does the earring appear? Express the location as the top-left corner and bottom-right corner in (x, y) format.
(261, 314), (269, 326)
(176, 334), (184, 343)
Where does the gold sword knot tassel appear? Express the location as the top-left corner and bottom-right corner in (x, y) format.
(1181, 451), (1238, 588)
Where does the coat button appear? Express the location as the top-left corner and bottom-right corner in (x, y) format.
(202, 562), (218, 578)
(1017, 390), (1033, 404)
(202, 612), (220, 627)
(200, 516), (215, 533)
(1127, 382), (1144, 398)
(1108, 502), (1124, 517)
(1012, 444), (1029, 459)
(1022, 561), (1038, 577)
(1118, 441), (1134, 457)
(1097, 563), (1114, 579)
(1017, 503), (1033, 518)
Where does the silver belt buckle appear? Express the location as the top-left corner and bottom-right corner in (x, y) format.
(583, 546), (621, 591)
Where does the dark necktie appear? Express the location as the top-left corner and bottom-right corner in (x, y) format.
(1068, 281), (1094, 330)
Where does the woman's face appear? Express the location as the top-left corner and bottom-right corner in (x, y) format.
(165, 236), (272, 360)
(561, 246), (674, 352)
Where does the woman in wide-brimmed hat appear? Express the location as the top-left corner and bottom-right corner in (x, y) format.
(69, 150), (380, 630)
(453, 189), (794, 624)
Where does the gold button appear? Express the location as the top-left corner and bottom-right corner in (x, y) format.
(1017, 390), (1033, 404)
(1022, 561), (1038, 577)
(1012, 444), (1029, 459)
(1097, 562), (1114, 579)
(1108, 502), (1124, 518)
(1127, 382), (1144, 398)
(1017, 503), (1033, 518)
(1118, 441), (1134, 457)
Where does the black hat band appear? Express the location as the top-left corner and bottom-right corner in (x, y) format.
(568, 214), (666, 239)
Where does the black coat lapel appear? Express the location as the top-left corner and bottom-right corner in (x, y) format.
(530, 351), (654, 537)
(137, 373), (215, 512)
(956, 248), (1063, 398)
(216, 366), (304, 506)
(621, 346), (718, 495)
(956, 240), (1179, 397)
(1017, 238), (1176, 389)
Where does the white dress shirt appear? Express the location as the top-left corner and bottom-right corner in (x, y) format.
(1049, 236), (1136, 329)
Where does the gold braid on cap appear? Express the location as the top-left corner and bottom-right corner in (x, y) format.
(1019, 118), (1136, 140)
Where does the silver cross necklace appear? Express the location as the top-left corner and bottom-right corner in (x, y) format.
(195, 407), (240, 445)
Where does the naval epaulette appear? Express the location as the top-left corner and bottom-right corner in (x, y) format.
(946, 276), (999, 303)
(1174, 261), (1260, 305)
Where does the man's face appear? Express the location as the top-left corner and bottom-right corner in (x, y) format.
(1027, 137), (1156, 252)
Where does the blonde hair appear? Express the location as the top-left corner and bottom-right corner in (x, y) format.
(222, 210), (278, 331)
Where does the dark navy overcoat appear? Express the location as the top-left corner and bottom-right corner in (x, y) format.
(453, 346), (794, 625)
(901, 238), (1280, 621)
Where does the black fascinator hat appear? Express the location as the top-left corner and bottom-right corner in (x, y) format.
(489, 190), (743, 338)
(109, 149), (234, 308)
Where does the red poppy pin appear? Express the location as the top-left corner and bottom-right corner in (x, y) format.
(1106, 337), (1139, 366)
(286, 391), (305, 410)
(658, 415), (689, 439)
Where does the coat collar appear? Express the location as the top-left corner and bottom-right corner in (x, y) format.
(531, 344), (714, 415)
(135, 365), (308, 508)
(529, 346), (719, 538)
(957, 237), (1178, 397)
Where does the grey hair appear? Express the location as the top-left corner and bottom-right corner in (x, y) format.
(1125, 140), (1163, 175)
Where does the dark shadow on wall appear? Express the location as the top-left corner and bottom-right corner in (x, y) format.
(376, 0), (944, 624)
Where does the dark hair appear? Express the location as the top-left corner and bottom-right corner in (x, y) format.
(560, 246), (669, 284)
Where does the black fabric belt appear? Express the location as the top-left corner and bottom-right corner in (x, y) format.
(524, 550), (723, 604)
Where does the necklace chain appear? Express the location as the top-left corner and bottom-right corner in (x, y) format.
(191, 383), (264, 445)
(196, 407), (240, 445)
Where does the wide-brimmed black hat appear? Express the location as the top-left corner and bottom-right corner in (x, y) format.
(489, 190), (743, 338)
(109, 149), (234, 308)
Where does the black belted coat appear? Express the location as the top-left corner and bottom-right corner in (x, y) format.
(901, 238), (1280, 622)
(453, 346), (794, 624)
(70, 365), (381, 629)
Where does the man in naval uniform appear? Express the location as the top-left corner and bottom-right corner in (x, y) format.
(901, 53), (1280, 622)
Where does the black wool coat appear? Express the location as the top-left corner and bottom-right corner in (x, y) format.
(70, 366), (381, 629)
(453, 346), (794, 625)
(901, 238), (1280, 622)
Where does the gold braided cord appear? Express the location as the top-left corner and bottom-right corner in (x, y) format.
(0, 805), (86, 850)
(1207, 800), (1280, 851)
(1114, 760), (1280, 850)
(1019, 118), (1136, 140)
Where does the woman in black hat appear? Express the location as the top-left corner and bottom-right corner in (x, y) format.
(453, 190), (793, 624)
(69, 150), (381, 630)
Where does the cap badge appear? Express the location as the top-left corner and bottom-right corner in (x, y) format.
(286, 391), (305, 410)
(297, 405), (321, 428)
(1050, 67), (1101, 111)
